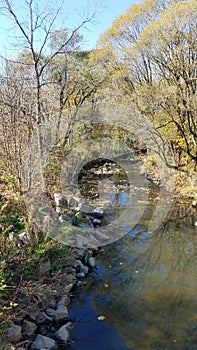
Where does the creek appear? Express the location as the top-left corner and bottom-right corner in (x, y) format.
(66, 160), (197, 350)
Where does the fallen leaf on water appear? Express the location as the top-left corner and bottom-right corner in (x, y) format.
(97, 316), (106, 321)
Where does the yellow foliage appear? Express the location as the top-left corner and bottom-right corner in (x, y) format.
(9, 301), (18, 307)
(98, 0), (159, 46)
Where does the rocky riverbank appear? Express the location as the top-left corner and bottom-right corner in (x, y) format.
(1, 248), (97, 350)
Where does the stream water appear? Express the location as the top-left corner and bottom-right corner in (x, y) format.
(66, 162), (197, 350)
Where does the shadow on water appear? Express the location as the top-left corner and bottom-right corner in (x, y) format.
(67, 176), (197, 350)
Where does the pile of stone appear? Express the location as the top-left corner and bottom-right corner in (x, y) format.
(2, 252), (96, 350)
(54, 192), (104, 228)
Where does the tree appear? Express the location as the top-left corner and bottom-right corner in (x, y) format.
(47, 31), (104, 146)
(90, 0), (197, 172)
(0, 0), (98, 192)
(138, 0), (197, 164)
(0, 57), (36, 191)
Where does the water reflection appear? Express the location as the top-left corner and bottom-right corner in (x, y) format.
(69, 202), (197, 350)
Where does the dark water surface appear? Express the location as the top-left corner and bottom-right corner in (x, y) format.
(67, 166), (197, 350)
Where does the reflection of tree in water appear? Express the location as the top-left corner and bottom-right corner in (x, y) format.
(87, 202), (197, 350)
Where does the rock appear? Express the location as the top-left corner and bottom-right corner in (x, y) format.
(18, 231), (30, 245)
(31, 334), (57, 349)
(36, 311), (53, 324)
(63, 283), (74, 294)
(93, 231), (109, 242)
(59, 214), (73, 224)
(55, 274), (74, 289)
(22, 320), (37, 336)
(3, 323), (22, 343)
(80, 264), (89, 275)
(57, 295), (70, 307)
(8, 231), (20, 246)
(76, 280), (82, 287)
(55, 322), (72, 342)
(9, 231), (30, 246)
(29, 306), (40, 321)
(54, 193), (67, 208)
(75, 260), (89, 275)
(88, 257), (96, 268)
(76, 272), (85, 278)
(45, 308), (56, 318)
(79, 222), (93, 229)
(46, 305), (68, 322)
(92, 218), (101, 226)
(79, 203), (94, 213)
(38, 206), (57, 222)
(93, 209), (104, 218)
(55, 305), (68, 321)
(68, 197), (78, 207)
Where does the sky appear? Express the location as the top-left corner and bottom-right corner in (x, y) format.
(0, 0), (138, 57)
(66, 0), (138, 49)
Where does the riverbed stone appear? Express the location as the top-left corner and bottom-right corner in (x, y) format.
(88, 257), (96, 268)
(55, 305), (69, 321)
(36, 311), (53, 324)
(45, 305), (68, 321)
(54, 193), (67, 208)
(79, 203), (94, 213)
(79, 222), (93, 229)
(93, 231), (109, 242)
(29, 306), (40, 321)
(55, 322), (72, 342)
(45, 308), (56, 318)
(59, 214), (73, 224)
(68, 197), (78, 207)
(93, 209), (104, 218)
(92, 218), (101, 225)
(75, 260), (89, 274)
(22, 320), (37, 335)
(57, 295), (70, 307)
(3, 323), (22, 343)
(76, 272), (85, 278)
(74, 233), (99, 248)
(31, 334), (57, 350)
